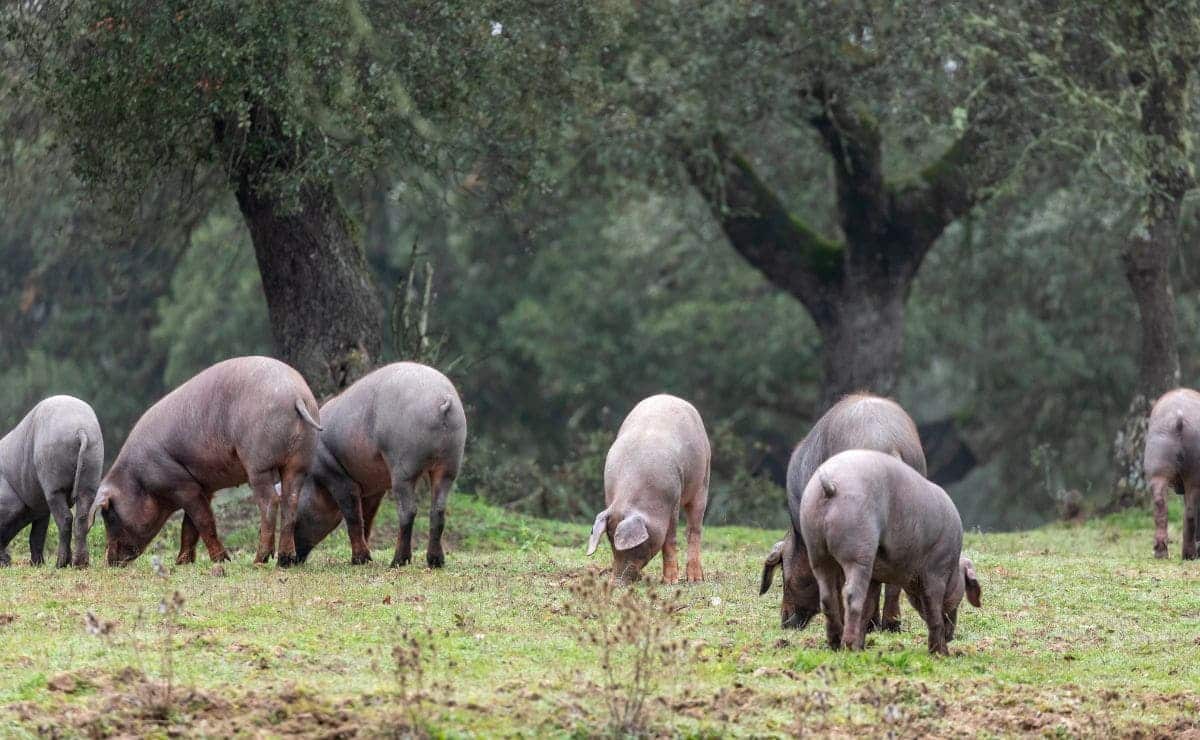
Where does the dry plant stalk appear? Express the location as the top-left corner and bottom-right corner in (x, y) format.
(563, 572), (692, 736)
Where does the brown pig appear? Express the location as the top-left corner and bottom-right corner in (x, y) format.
(586, 395), (710, 585)
(760, 393), (926, 632)
(799, 450), (981, 655)
(291, 362), (467, 567)
(1145, 388), (1200, 559)
(87, 356), (322, 567)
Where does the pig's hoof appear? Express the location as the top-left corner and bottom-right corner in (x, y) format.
(55, 558), (70, 569)
(391, 554), (412, 568)
(426, 552), (445, 568)
(0, 554), (10, 568)
(30, 556), (44, 567)
(1154, 545), (1168, 559)
(351, 551), (372, 565)
(277, 553), (299, 568)
(882, 619), (902, 633)
(1184, 549), (1198, 561)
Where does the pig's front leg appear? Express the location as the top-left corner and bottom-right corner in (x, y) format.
(176, 514), (199, 565)
(179, 488), (230, 563)
(28, 516), (48, 566)
(1151, 476), (1170, 559)
(661, 510), (679, 584)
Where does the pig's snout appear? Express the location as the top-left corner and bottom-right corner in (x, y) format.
(782, 609), (815, 630)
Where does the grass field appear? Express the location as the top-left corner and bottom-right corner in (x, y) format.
(1, 490), (1199, 737)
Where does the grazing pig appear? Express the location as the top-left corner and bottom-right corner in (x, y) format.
(1145, 388), (1200, 559)
(0, 396), (103, 568)
(586, 395), (710, 585)
(291, 362), (467, 567)
(760, 393), (926, 632)
(87, 356), (322, 567)
(800, 450), (980, 655)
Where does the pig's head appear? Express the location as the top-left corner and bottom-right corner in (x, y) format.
(759, 533), (821, 629)
(943, 556), (982, 641)
(87, 474), (173, 567)
(586, 507), (661, 585)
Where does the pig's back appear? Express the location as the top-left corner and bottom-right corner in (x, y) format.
(1146, 389), (1200, 481)
(606, 395), (709, 502)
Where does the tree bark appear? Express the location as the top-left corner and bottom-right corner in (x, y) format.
(215, 108), (384, 399)
(233, 178), (383, 399)
(1108, 48), (1192, 512)
(812, 281), (907, 408)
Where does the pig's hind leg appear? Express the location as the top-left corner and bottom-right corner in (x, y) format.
(389, 473), (418, 568)
(683, 486), (707, 583)
(837, 562), (873, 651)
(274, 466), (305, 568)
(913, 573), (950, 656)
(1150, 476), (1172, 559)
(47, 491), (73, 568)
(812, 562), (844, 650)
(427, 468), (456, 568)
(1184, 483), (1200, 561)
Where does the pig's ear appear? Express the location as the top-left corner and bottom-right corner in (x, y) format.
(962, 557), (981, 608)
(613, 513), (649, 551)
(586, 509), (609, 556)
(87, 489), (110, 530)
(760, 540), (784, 595)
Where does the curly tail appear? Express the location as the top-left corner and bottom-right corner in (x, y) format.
(819, 471), (837, 499)
(71, 430), (88, 507)
(1177, 410), (1186, 434)
(295, 399), (323, 431)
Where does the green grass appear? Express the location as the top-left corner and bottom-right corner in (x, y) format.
(1, 491), (1199, 736)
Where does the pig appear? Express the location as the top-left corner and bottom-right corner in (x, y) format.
(1145, 388), (1200, 559)
(759, 393), (926, 632)
(87, 356), (322, 567)
(291, 362), (467, 567)
(0, 396), (103, 568)
(799, 449), (981, 655)
(586, 394), (710, 585)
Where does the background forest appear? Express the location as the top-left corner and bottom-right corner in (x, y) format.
(4, 2), (1200, 531)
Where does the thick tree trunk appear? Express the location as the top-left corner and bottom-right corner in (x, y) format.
(1109, 196), (1183, 511)
(813, 282), (907, 408)
(1107, 44), (1192, 513)
(234, 178), (383, 398)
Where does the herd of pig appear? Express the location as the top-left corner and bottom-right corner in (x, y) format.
(2, 355), (1198, 655)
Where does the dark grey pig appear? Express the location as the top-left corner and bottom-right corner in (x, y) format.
(760, 393), (926, 632)
(586, 394), (710, 585)
(800, 450), (981, 655)
(0, 396), (103, 567)
(291, 362), (467, 567)
(1145, 388), (1200, 559)
(87, 356), (322, 567)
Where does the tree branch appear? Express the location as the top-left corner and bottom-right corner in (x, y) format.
(685, 135), (844, 316)
(805, 83), (888, 247)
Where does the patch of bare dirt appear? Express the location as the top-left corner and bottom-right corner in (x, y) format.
(5, 668), (423, 739)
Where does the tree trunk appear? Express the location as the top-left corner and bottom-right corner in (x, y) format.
(813, 281), (907, 408)
(1109, 195), (1183, 510)
(234, 178), (383, 399)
